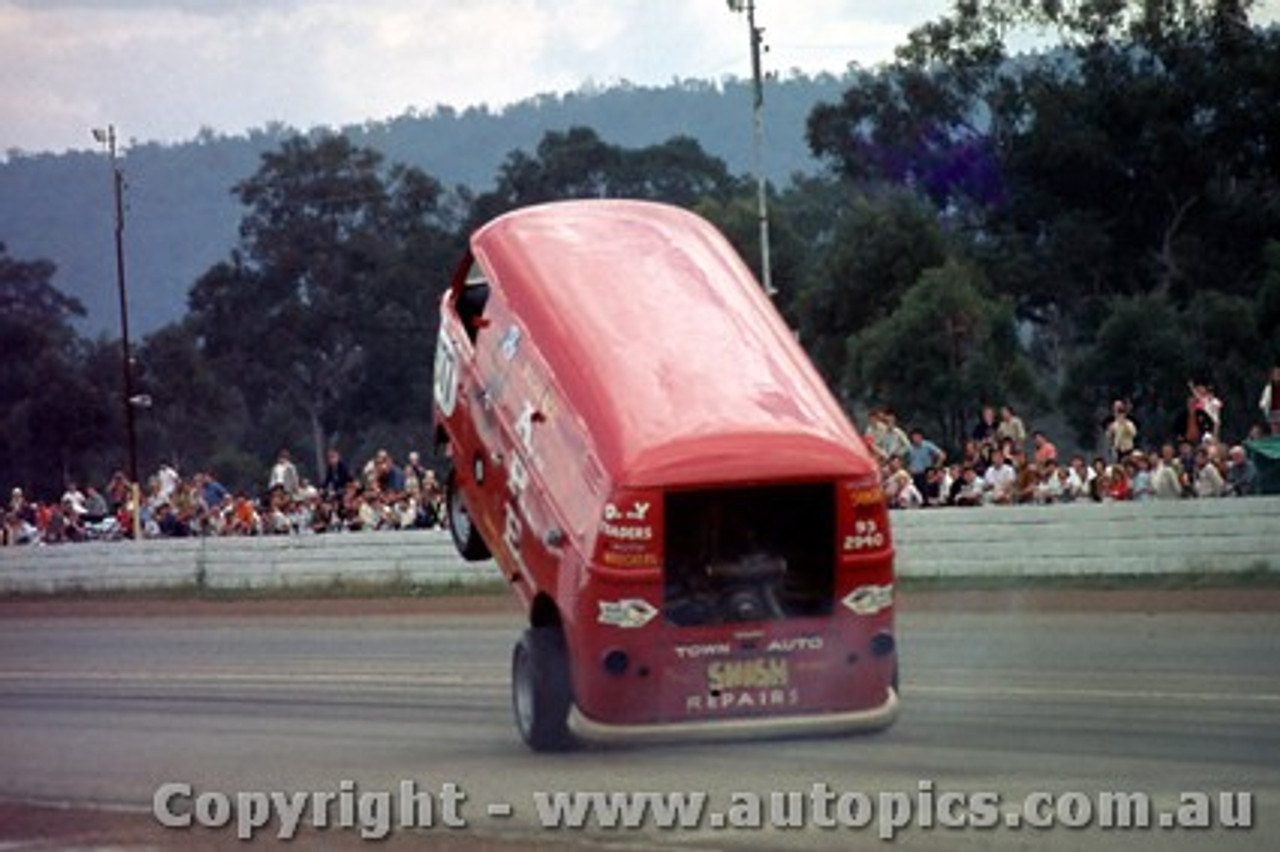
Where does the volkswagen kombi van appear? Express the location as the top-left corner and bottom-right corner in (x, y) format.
(432, 200), (898, 750)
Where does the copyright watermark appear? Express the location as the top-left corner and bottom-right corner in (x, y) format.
(153, 779), (1255, 841)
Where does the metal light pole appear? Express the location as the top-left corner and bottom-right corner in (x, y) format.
(726, 0), (774, 295)
(91, 125), (141, 532)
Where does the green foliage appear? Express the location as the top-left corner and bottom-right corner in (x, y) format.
(186, 134), (459, 483)
(845, 258), (1036, 446)
(0, 244), (114, 495)
(1060, 293), (1190, 446)
(469, 127), (742, 228)
(792, 189), (947, 383)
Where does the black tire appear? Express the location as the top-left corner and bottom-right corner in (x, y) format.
(446, 468), (490, 561)
(512, 627), (574, 751)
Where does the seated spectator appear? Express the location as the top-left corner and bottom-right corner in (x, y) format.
(1087, 457), (1108, 501)
(882, 458), (904, 505)
(921, 466), (947, 507)
(1035, 461), (1063, 504)
(155, 502), (191, 537)
(1192, 448), (1226, 498)
(961, 439), (987, 472)
(887, 469), (923, 509)
(105, 471), (131, 514)
(1151, 447), (1184, 499)
(1129, 453), (1155, 501)
(1015, 461), (1040, 504)
(982, 449), (1017, 505)
(1105, 464), (1132, 501)
(82, 485), (108, 523)
(1052, 464), (1080, 503)
(60, 482), (88, 523)
(951, 466), (985, 506)
(1225, 446), (1258, 496)
(228, 495), (261, 536)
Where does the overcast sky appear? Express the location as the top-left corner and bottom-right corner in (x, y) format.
(0, 0), (960, 156)
(5, 0), (1278, 158)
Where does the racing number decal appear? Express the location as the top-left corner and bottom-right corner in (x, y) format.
(434, 332), (459, 417)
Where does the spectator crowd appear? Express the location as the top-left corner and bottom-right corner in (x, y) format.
(867, 382), (1271, 510)
(3, 446), (448, 546)
(5, 368), (1278, 543)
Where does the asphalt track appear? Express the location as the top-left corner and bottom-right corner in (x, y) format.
(0, 592), (1277, 851)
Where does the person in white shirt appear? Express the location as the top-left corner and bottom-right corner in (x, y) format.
(982, 449), (1017, 505)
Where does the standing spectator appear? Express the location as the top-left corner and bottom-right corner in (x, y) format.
(1187, 382), (1223, 443)
(905, 429), (946, 494)
(972, 405), (998, 449)
(1225, 446), (1258, 496)
(404, 451), (429, 497)
(1175, 440), (1198, 497)
(269, 449), (300, 498)
(1260, 365), (1280, 436)
(196, 472), (229, 513)
(155, 462), (180, 502)
(1104, 400), (1138, 462)
(1032, 431), (1058, 465)
(997, 406), (1028, 456)
(321, 448), (353, 498)
(867, 409), (911, 465)
(420, 469), (444, 526)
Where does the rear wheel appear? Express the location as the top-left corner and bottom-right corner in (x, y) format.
(512, 627), (574, 751)
(446, 468), (489, 561)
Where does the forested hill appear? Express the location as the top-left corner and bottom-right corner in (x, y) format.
(0, 74), (847, 337)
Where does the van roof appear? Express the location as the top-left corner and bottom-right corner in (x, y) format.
(470, 200), (876, 487)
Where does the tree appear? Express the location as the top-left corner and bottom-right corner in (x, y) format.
(469, 127), (743, 228)
(792, 189), (948, 384)
(0, 244), (113, 496)
(1059, 294), (1190, 448)
(806, 1), (1280, 327)
(187, 134), (460, 480)
(845, 259), (1036, 447)
(132, 322), (249, 479)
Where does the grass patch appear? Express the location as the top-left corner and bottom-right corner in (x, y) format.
(898, 565), (1280, 593)
(0, 575), (510, 603)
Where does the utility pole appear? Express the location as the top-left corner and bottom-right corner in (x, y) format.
(92, 124), (141, 537)
(726, 0), (774, 295)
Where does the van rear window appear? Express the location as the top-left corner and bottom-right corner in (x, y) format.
(664, 483), (835, 626)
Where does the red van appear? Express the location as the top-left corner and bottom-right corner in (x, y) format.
(432, 200), (898, 750)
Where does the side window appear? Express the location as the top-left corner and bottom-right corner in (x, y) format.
(456, 263), (491, 344)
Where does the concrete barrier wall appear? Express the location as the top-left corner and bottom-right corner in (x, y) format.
(2, 497), (1277, 594)
(889, 496), (1279, 579)
(0, 530), (502, 594)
